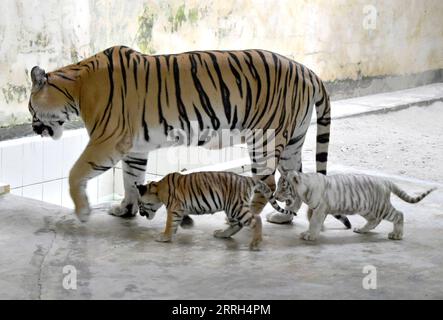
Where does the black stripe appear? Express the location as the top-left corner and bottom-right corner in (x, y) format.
(173, 57), (191, 143)
(228, 58), (243, 98)
(207, 52), (232, 122)
(189, 54), (220, 129)
(90, 47), (114, 136)
(88, 162), (112, 171)
(119, 49), (128, 95)
(316, 133), (330, 144)
(316, 152), (328, 163)
(142, 97), (150, 142)
(133, 58), (138, 90)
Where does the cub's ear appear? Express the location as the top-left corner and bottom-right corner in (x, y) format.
(31, 66), (47, 91)
(135, 183), (147, 196)
(287, 171), (300, 184)
(149, 182), (158, 194)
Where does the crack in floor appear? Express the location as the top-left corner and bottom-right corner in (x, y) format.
(35, 217), (57, 300)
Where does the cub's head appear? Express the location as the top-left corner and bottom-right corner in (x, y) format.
(275, 172), (302, 212)
(136, 182), (163, 220)
(28, 66), (74, 140)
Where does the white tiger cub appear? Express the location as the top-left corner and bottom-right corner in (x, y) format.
(275, 172), (436, 241)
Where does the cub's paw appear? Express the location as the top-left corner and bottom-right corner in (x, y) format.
(74, 206), (91, 223)
(266, 212), (293, 224)
(213, 229), (229, 238)
(109, 203), (137, 218)
(388, 232), (403, 240)
(249, 239), (262, 251)
(300, 231), (317, 241)
(180, 216), (194, 229)
(155, 233), (172, 243)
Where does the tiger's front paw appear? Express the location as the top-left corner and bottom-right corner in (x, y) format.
(300, 231), (317, 241)
(74, 206), (91, 223)
(155, 233), (172, 242)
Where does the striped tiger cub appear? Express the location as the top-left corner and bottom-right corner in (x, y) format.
(275, 172), (436, 241)
(136, 171), (294, 250)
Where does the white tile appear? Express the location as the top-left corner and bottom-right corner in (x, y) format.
(43, 139), (63, 181)
(145, 173), (161, 182)
(22, 184), (43, 201)
(79, 131), (89, 148)
(146, 152), (157, 174)
(10, 187), (22, 196)
(98, 169), (114, 202)
(42, 180), (62, 206)
(87, 177), (99, 205)
(113, 168), (124, 198)
(61, 179), (74, 209)
(1, 144), (24, 188)
(156, 148), (180, 175)
(62, 134), (84, 178)
(23, 140), (44, 186)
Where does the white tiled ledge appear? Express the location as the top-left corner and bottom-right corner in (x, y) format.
(0, 129), (249, 208)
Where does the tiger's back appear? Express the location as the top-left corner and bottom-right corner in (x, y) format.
(158, 171), (257, 216)
(73, 46), (322, 149)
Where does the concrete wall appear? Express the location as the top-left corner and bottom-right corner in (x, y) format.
(1, 0), (442, 126)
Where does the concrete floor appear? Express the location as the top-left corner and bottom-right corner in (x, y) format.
(0, 175), (442, 299)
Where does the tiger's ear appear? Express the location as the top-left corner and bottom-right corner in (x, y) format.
(31, 66), (47, 91)
(148, 182), (158, 194)
(135, 183), (147, 196)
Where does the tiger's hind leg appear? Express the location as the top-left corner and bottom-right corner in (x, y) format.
(353, 214), (382, 234)
(245, 131), (279, 220)
(214, 207), (262, 251)
(384, 206), (404, 240)
(213, 220), (242, 238)
(268, 134), (304, 224)
(109, 152), (148, 218)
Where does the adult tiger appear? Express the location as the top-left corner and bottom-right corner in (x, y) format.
(28, 45), (350, 228)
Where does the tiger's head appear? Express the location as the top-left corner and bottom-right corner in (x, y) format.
(28, 66), (76, 140)
(136, 182), (163, 220)
(275, 172), (302, 212)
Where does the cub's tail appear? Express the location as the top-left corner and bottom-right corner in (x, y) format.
(390, 184), (436, 203)
(254, 181), (296, 216)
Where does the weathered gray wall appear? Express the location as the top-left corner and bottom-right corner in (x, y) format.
(1, 0), (442, 126)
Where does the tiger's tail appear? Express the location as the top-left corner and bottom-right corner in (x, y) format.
(254, 181), (296, 215)
(315, 80), (351, 229)
(315, 81), (331, 176)
(390, 183), (436, 204)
